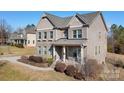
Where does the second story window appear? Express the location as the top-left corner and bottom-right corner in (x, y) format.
(73, 29), (82, 39)
(73, 30), (77, 38)
(50, 31), (53, 39)
(44, 32), (47, 39)
(78, 29), (82, 38)
(38, 32), (41, 39)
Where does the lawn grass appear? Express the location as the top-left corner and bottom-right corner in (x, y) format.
(0, 61), (75, 81)
(0, 46), (35, 56)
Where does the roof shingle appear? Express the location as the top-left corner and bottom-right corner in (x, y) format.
(43, 11), (100, 29)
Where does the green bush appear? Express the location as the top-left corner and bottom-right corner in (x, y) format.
(107, 45), (113, 53)
(47, 58), (53, 66)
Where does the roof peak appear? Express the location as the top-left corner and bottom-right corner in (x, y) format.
(40, 11), (102, 29)
(44, 11), (101, 18)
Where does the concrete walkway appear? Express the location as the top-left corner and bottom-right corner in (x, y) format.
(0, 56), (53, 71)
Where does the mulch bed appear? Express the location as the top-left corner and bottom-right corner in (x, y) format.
(17, 59), (49, 68)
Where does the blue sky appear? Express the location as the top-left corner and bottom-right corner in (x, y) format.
(0, 11), (124, 31)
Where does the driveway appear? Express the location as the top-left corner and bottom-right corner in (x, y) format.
(0, 56), (53, 71)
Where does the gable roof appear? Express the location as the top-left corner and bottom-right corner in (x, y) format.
(44, 12), (72, 28)
(39, 11), (107, 31)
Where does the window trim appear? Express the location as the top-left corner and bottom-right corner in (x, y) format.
(33, 40), (35, 44)
(50, 31), (53, 39)
(73, 30), (77, 38)
(28, 40), (30, 44)
(44, 32), (47, 39)
(73, 29), (82, 39)
(38, 46), (41, 54)
(43, 46), (47, 55)
(38, 32), (41, 39)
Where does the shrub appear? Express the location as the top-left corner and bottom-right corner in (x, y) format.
(17, 59), (30, 63)
(0, 53), (4, 55)
(54, 62), (66, 73)
(84, 59), (103, 79)
(47, 58), (53, 66)
(29, 56), (43, 63)
(64, 65), (77, 77)
(0, 61), (6, 67)
(114, 60), (123, 68)
(21, 56), (28, 60)
(74, 72), (84, 80)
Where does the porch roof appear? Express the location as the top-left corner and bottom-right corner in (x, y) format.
(53, 38), (87, 46)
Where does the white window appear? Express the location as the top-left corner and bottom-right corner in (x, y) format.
(28, 40), (30, 44)
(50, 31), (53, 39)
(38, 32), (41, 39)
(43, 46), (47, 55)
(73, 29), (82, 39)
(78, 29), (82, 38)
(44, 32), (47, 39)
(38, 46), (41, 54)
(73, 30), (77, 38)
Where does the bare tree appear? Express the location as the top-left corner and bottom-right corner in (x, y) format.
(0, 19), (13, 45)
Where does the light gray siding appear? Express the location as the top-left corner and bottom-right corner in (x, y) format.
(37, 18), (54, 29)
(86, 14), (107, 63)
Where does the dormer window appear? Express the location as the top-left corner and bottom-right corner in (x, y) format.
(73, 29), (82, 39)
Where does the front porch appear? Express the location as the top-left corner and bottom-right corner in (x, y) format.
(53, 45), (85, 65)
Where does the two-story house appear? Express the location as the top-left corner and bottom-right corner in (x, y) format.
(36, 11), (108, 64)
(10, 28), (36, 47)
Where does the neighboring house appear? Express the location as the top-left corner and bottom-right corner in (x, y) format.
(36, 11), (108, 64)
(10, 28), (36, 47)
(26, 28), (36, 47)
(9, 32), (27, 46)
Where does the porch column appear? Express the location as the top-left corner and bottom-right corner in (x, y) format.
(81, 45), (84, 64)
(53, 45), (56, 60)
(63, 46), (66, 62)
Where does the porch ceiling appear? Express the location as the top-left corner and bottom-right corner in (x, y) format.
(53, 38), (87, 46)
